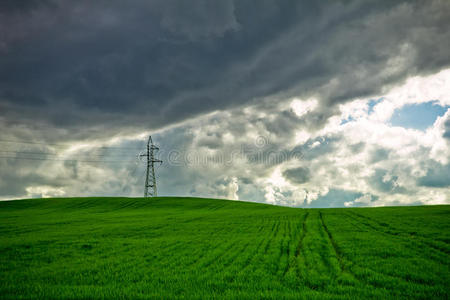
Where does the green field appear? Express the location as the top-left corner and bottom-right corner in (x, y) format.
(0, 197), (449, 299)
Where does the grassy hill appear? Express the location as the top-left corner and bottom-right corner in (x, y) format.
(0, 197), (449, 299)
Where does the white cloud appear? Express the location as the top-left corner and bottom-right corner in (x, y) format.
(291, 98), (318, 117)
(3, 68), (449, 207)
(26, 186), (66, 198)
(227, 177), (239, 200)
(369, 68), (450, 122)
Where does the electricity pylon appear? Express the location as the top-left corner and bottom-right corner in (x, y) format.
(140, 136), (162, 197)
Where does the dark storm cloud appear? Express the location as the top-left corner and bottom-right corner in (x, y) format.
(292, 135), (342, 161)
(349, 142), (365, 154)
(263, 109), (300, 136)
(417, 163), (450, 188)
(368, 169), (408, 194)
(1, 0), (450, 142)
(283, 167), (311, 184)
(444, 118), (450, 140)
(0, 157), (70, 198)
(196, 133), (224, 149)
(369, 148), (390, 164)
(262, 107), (337, 136)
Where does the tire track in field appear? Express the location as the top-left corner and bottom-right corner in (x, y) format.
(353, 260), (438, 288)
(349, 210), (442, 242)
(274, 219), (289, 275)
(295, 212), (333, 280)
(283, 212), (308, 276)
(145, 240), (188, 268)
(221, 232), (268, 273)
(286, 211), (350, 291)
(199, 240), (239, 269)
(351, 211), (450, 252)
(246, 218), (284, 276)
(183, 238), (229, 268)
(285, 218), (292, 269)
(257, 221), (265, 233)
(316, 212), (342, 277)
(158, 220), (239, 270)
(197, 220), (268, 269)
(221, 239), (254, 269)
(348, 211), (450, 259)
(264, 220), (281, 254)
(321, 213), (427, 287)
(296, 213), (309, 258)
(96, 199), (138, 212)
(237, 231), (267, 271)
(206, 203), (228, 211)
(238, 219), (281, 274)
(340, 212), (449, 285)
(319, 211), (357, 280)
(183, 224), (243, 269)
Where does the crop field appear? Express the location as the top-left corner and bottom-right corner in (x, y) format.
(0, 197), (449, 299)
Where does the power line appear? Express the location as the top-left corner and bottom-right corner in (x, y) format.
(0, 139), (144, 150)
(0, 139), (67, 147)
(0, 155), (134, 163)
(0, 150), (57, 155)
(0, 150), (137, 158)
(0, 137), (156, 196)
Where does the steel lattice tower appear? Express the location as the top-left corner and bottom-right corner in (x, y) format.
(141, 136), (162, 197)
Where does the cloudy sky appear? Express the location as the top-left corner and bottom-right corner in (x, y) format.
(1, 0), (449, 207)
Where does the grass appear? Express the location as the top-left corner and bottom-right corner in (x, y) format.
(0, 197), (449, 299)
